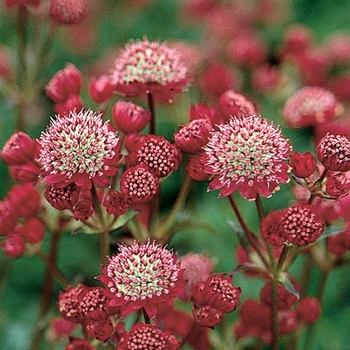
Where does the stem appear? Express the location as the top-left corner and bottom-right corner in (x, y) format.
(91, 184), (105, 225)
(143, 308), (150, 324)
(28, 229), (62, 350)
(147, 92), (156, 135)
(300, 258), (313, 297)
(100, 229), (110, 265)
(271, 277), (280, 350)
(228, 195), (270, 268)
(308, 169), (328, 205)
(255, 194), (265, 221)
(36, 249), (69, 289)
(276, 244), (291, 276)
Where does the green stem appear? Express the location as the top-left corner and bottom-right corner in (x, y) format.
(36, 249), (69, 289)
(276, 244), (291, 276)
(100, 229), (110, 265)
(228, 195), (270, 268)
(147, 92), (156, 135)
(255, 194), (265, 221)
(29, 229), (62, 350)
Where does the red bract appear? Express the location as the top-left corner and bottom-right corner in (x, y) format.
(53, 94), (84, 116)
(89, 75), (114, 104)
(117, 323), (180, 350)
(50, 0), (88, 25)
(325, 172), (350, 199)
(98, 240), (186, 318)
(289, 151), (316, 178)
(260, 211), (285, 246)
(281, 204), (324, 246)
(173, 118), (212, 154)
(9, 162), (41, 183)
(127, 135), (182, 178)
(112, 100), (150, 135)
(204, 115), (291, 200)
(44, 183), (80, 211)
(282, 86), (338, 128)
(46, 64), (82, 104)
(39, 109), (121, 190)
(0, 131), (37, 165)
(110, 38), (190, 101)
(120, 165), (159, 204)
(316, 133), (350, 172)
(84, 318), (114, 342)
(185, 154), (211, 181)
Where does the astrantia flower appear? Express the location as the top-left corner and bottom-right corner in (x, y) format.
(127, 135), (182, 178)
(117, 323), (180, 350)
(44, 183), (80, 211)
(260, 211), (285, 246)
(110, 38), (190, 101)
(39, 109), (121, 190)
(282, 86), (338, 128)
(58, 285), (87, 323)
(204, 115), (291, 200)
(316, 133), (350, 172)
(98, 240), (186, 318)
(281, 205), (324, 246)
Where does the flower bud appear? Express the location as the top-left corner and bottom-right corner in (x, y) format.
(73, 199), (94, 221)
(0, 131), (37, 165)
(196, 305), (223, 328)
(89, 75), (114, 104)
(289, 151), (316, 178)
(53, 94), (84, 116)
(0, 200), (18, 235)
(9, 162), (41, 183)
(297, 297), (321, 323)
(44, 183), (80, 211)
(185, 154), (211, 181)
(1, 233), (26, 258)
(19, 218), (45, 244)
(278, 310), (298, 334)
(46, 63), (82, 104)
(103, 190), (130, 216)
(112, 100), (150, 135)
(50, 0), (88, 25)
(84, 319), (114, 342)
(325, 172), (350, 199)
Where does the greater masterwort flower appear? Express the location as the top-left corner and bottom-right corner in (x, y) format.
(110, 38), (190, 101)
(39, 109), (121, 190)
(204, 115), (291, 200)
(98, 240), (186, 318)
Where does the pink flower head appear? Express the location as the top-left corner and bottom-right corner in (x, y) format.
(112, 100), (150, 135)
(0, 131), (37, 165)
(110, 38), (190, 101)
(120, 165), (159, 204)
(98, 240), (186, 318)
(218, 89), (258, 123)
(282, 86), (338, 128)
(117, 323), (180, 350)
(204, 115), (291, 200)
(39, 109), (121, 190)
(46, 64), (82, 104)
(50, 0), (88, 25)
(316, 133), (350, 172)
(44, 183), (80, 211)
(127, 135), (182, 178)
(173, 118), (212, 154)
(260, 210), (285, 246)
(281, 204), (324, 246)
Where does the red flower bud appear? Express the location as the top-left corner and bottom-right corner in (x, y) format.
(297, 297), (321, 323)
(53, 94), (84, 116)
(326, 172), (350, 199)
(1, 233), (26, 258)
(185, 154), (211, 181)
(19, 218), (45, 244)
(278, 310), (298, 334)
(73, 199), (94, 221)
(46, 64), (82, 104)
(50, 0), (88, 25)
(9, 162), (41, 183)
(112, 100), (150, 135)
(0, 131), (37, 165)
(196, 305), (223, 328)
(44, 183), (80, 211)
(103, 190), (131, 216)
(289, 151), (316, 178)
(0, 200), (18, 235)
(89, 75), (114, 104)
(84, 319), (114, 342)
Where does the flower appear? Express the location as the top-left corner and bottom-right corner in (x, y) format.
(119, 165), (159, 204)
(260, 211), (285, 246)
(58, 285), (87, 323)
(203, 115), (291, 200)
(39, 109), (121, 190)
(289, 151), (316, 178)
(281, 204), (324, 246)
(103, 190), (131, 216)
(282, 86), (338, 128)
(44, 183), (80, 211)
(98, 240), (186, 318)
(316, 133), (350, 172)
(110, 38), (190, 101)
(325, 172), (350, 199)
(127, 135), (182, 178)
(112, 100), (150, 135)
(117, 323), (180, 350)
(50, 0), (88, 25)
(89, 75), (114, 104)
